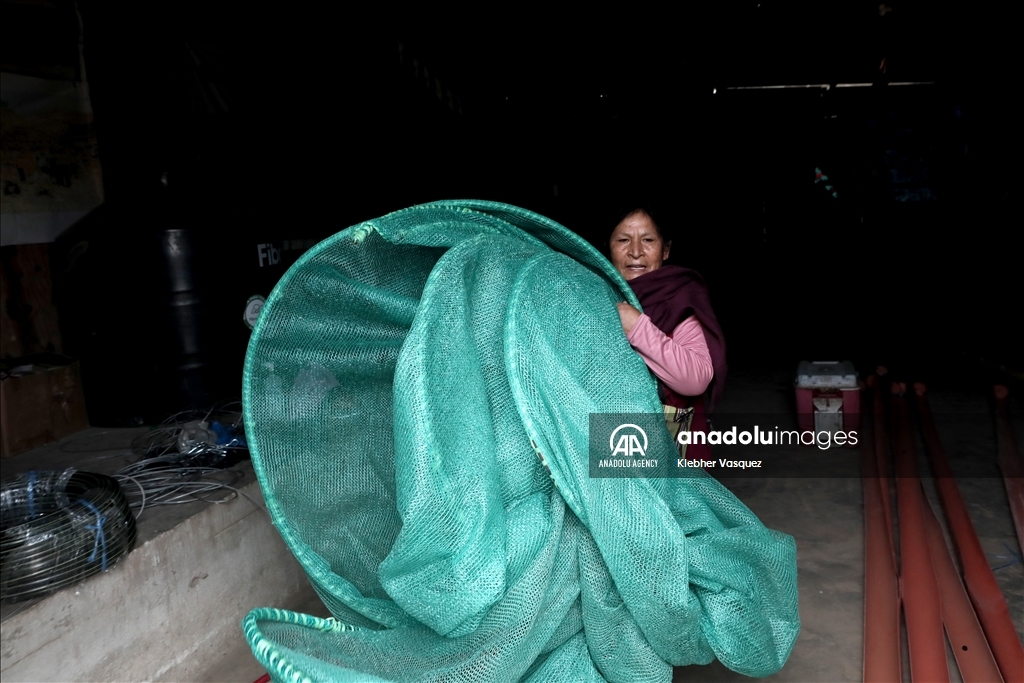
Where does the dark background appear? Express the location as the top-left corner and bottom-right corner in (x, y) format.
(5, 1), (1018, 423)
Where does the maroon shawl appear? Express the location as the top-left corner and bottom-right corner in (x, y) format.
(627, 265), (728, 411)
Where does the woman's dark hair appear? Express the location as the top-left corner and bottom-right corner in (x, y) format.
(609, 204), (674, 245)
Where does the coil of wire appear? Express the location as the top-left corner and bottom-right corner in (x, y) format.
(0, 469), (136, 601)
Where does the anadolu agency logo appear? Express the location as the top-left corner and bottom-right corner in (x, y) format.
(610, 424), (648, 457)
(598, 424), (659, 469)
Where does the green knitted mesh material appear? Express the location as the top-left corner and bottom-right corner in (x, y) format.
(241, 200), (799, 683)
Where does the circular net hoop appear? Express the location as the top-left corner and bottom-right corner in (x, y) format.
(242, 200), (799, 683)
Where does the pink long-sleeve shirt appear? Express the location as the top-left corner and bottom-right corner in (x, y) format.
(626, 314), (714, 397)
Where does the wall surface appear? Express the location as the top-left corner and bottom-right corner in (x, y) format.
(0, 72), (104, 246)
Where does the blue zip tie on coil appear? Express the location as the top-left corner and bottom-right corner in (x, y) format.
(79, 499), (108, 572)
(28, 471), (36, 518)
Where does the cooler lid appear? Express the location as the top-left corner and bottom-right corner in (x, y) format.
(795, 360), (858, 389)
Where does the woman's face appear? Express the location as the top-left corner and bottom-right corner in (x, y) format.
(609, 212), (671, 281)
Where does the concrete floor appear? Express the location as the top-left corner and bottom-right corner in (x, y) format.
(2, 365), (1021, 682)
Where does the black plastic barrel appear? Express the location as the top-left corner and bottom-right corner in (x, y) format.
(53, 201), (217, 425)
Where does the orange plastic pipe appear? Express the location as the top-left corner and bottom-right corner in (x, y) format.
(891, 385), (949, 683)
(921, 484), (1004, 682)
(916, 383), (1024, 683)
(871, 369), (897, 563)
(862, 376), (902, 683)
(994, 385), (1024, 554)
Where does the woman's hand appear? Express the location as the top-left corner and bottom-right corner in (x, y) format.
(616, 302), (642, 335)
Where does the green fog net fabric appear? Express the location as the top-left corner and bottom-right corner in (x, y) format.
(242, 200), (799, 683)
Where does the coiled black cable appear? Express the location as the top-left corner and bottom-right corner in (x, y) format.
(49, 402), (262, 521)
(1, 470), (136, 601)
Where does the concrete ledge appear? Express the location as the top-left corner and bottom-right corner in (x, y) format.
(0, 479), (313, 682)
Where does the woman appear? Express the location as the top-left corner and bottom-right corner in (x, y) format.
(610, 207), (727, 459)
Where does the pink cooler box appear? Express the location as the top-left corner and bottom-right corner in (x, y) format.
(795, 361), (861, 443)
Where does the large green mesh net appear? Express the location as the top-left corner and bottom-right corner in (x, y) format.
(241, 200), (799, 682)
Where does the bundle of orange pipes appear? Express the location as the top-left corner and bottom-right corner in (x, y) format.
(861, 371), (1023, 683)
